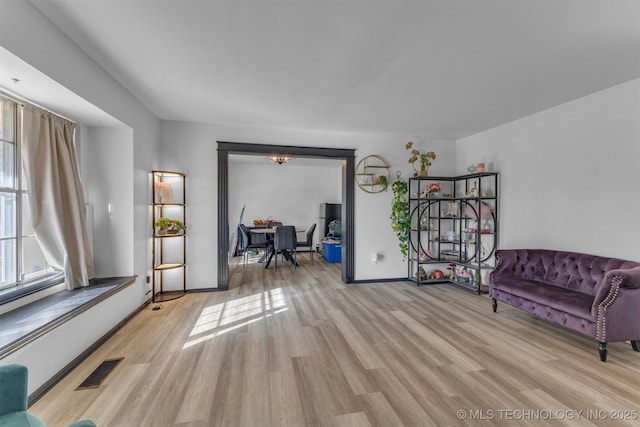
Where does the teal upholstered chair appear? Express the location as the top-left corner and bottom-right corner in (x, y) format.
(0, 364), (96, 427)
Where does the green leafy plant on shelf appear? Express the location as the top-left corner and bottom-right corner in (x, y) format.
(155, 217), (187, 234)
(376, 174), (388, 190)
(390, 177), (410, 260)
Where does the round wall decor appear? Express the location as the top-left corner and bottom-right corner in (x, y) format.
(355, 154), (391, 194)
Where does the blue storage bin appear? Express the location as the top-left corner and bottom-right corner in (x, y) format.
(322, 241), (342, 263)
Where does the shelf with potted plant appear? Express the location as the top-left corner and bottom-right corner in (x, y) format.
(151, 170), (187, 303)
(154, 217), (187, 237)
(355, 154), (391, 193)
(407, 172), (498, 294)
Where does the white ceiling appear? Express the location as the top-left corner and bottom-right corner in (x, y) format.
(8, 0), (640, 138)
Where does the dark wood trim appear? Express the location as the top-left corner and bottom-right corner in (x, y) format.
(217, 141), (354, 158)
(342, 157), (355, 283)
(217, 142), (356, 289)
(217, 149), (229, 291)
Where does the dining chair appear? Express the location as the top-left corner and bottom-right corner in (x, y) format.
(274, 225), (297, 271)
(238, 224), (269, 267)
(296, 223), (317, 265)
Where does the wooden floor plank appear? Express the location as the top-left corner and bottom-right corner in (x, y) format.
(269, 369), (305, 427)
(80, 363), (149, 426)
(334, 411), (373, 427)
(175, 333), (229, 424)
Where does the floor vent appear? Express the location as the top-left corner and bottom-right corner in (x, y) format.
(76, 357), (123, 390)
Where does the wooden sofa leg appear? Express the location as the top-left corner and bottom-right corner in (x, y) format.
(599, 342), (607, 362)
(632, 341), (639, 352)
(492, 298), (497, 313)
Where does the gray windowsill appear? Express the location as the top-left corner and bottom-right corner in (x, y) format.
(0, 276), (137, 358)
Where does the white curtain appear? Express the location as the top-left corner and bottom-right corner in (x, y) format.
(22, 104), (95, 289)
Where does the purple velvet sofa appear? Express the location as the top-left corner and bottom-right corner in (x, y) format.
(490, 249), (640, 361)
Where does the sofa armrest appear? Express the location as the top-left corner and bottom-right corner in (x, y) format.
(490, 250), (519, 284)
(592, 268), (640, 342)
(592, 266), (640, 317)
(615, 266), (640, 290)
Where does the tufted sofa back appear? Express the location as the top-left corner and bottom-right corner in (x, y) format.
(508, 249), (640, 296)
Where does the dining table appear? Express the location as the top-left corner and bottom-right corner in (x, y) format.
(250, 227), (304, 268)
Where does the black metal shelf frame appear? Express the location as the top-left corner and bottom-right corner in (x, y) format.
(407, 172), (499, 294)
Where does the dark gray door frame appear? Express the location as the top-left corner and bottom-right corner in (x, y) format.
(217, 141), (355, 290)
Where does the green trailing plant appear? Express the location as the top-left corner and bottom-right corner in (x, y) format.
(390, 177), (410, 260)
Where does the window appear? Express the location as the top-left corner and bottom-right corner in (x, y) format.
(0, 95), (57, 294)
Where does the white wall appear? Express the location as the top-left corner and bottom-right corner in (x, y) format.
(456, 79), (640, 261)
(0, 0), (160, 394)
(81, 126), (134, 277)
(355, 137), (456, 280)
(157, 121), (217, 290)
(160, 120), (456, 284)
(229, 156), (342, 248)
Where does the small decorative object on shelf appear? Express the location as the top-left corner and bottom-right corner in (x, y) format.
(417, 266), (428, 281)
(406, 141), (436, 177)
(155, 181), (173, 202)
(430, 269), (444, 279)
(419, 215), (430, 230)
(151, 170), (187, 303)
(422, 182), (442, 198)
(355, 154), (391, 193)
(447, 263), (456, 279)
(407, 172), (499, 294)
(419, 247), (431, 261)
(445, 202), (459, 217)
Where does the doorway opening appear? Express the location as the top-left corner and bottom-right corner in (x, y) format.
(217, 142), (355, 290)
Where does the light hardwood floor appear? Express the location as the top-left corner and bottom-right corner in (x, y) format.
(32, 254), (640, 426)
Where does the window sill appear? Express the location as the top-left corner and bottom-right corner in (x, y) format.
(0, 273), (65, 307)
(0, 276), (137, 358)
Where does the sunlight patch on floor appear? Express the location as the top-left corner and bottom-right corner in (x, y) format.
(183, 287), (287, 349)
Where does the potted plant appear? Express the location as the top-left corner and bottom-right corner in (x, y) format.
(376, 174), (388, 190)
(406, 141), (436, 176)
(155, 217), (187, 235)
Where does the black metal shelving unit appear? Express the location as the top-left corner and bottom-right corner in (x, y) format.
(408, 172), (499, 294)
